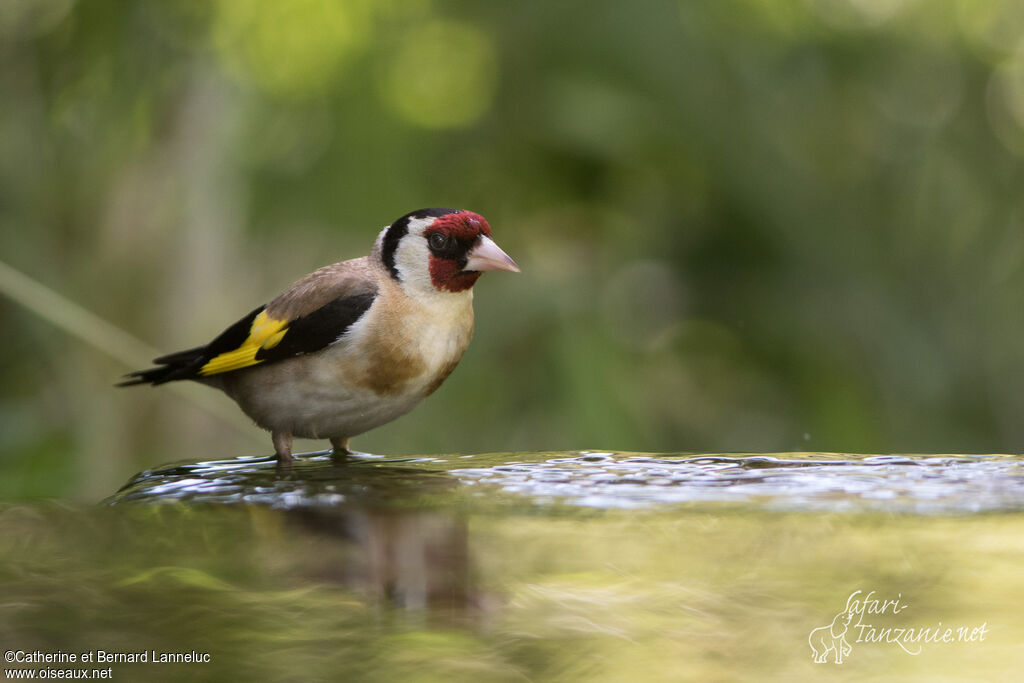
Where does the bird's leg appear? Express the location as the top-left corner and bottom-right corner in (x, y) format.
(272, 430), (294, 463)
(330, 436), (351, 457)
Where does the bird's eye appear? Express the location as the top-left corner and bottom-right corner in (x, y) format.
(428, 232), (450, 252)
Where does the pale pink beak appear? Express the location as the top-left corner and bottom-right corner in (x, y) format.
(465, 235), (520, 273)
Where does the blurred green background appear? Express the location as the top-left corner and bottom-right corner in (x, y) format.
(3, 0), (1024, 501)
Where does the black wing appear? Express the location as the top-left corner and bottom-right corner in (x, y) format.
(118, 291), (376, 386)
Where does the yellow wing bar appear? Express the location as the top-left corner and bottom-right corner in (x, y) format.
(199, 310), (289, 376)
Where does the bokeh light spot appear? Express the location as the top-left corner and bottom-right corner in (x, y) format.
(0, 0), (73, 38)
(211, 0), (372, 98)
(807, 0), (911, 29)
(382, 20), (498, 129)
(986, 43), (1024, 155)
(869, 49), (964, 130)
(956, 0), (1024, 59)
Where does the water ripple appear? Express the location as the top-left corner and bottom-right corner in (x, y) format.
(451, 452), (1024, 514)
(108, 451), (1024, 515)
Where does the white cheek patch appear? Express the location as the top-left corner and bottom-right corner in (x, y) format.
(393, 216), (440, 296)
(394, 233), (433, 291)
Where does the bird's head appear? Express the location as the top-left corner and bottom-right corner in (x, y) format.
(376, 208), (519, 297)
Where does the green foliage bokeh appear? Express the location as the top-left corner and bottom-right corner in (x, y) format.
(2, 0), (1024, 499)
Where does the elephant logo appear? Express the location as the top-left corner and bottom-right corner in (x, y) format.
(808, 608), (855, 663)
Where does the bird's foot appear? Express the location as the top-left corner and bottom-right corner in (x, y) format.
(272, 430), (294, 466)
(330, 437), (351, 459)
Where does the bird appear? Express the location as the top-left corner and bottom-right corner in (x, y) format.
(119, 208), (519, 462)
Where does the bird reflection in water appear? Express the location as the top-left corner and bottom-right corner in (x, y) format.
(109, 454), (486, 617)
(284, 504), (473, 613)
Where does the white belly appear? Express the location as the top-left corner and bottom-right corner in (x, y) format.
(227, 363), (424, 438)
(216, 290), (474, 440)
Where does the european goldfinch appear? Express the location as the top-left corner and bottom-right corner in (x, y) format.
(120, 208), (519, 462)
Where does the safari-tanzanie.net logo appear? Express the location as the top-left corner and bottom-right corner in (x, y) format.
(808, 590), (989, 663)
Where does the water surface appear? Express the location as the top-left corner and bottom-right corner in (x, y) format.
(2, 451), (1022, 681)
(112, 450), (1024, 514)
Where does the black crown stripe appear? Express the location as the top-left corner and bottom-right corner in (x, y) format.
(380, 208), (461, 280)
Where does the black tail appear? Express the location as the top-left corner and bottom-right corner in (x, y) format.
(117, 346), (208, 387)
